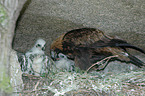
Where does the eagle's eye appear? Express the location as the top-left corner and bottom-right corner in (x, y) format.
(36, 44), (41, 48)
(58, 53), (66, 59)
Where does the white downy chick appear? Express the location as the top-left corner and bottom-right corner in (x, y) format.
(20, 39), (48, 76)
(55, 53), (75, 72)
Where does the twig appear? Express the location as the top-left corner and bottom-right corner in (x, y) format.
(20, 88), (49, 94)
(22, 73), (41, 77)
(86, 55), (118, 72)
(34, 79), (41, 90)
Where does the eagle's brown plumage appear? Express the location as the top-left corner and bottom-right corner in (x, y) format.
(50, 28), (145, 70)
(50, 33), (65, 51)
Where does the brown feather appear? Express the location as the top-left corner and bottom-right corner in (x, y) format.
(50, 33), (65, 51)
(50, 28), (145, 70)
(63, 28), (112, 46)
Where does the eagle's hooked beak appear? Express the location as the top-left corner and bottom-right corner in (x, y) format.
(50, 50), (57, 61)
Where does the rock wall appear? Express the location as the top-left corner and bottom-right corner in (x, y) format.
(13, 0), (145, 56)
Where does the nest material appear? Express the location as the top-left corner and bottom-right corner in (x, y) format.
(12, 55), (145, 96)
(15, 66), (145, 96)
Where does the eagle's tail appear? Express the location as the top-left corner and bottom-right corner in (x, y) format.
(128, 54), (145, 68)
(109, 39), (145, 54)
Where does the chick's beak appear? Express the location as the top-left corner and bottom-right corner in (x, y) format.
(42, 47), (45, 51)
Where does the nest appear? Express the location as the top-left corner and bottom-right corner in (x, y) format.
(15, 66), (145, 96)
(13, 55), (145, 96)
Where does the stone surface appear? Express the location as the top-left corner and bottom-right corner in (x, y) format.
(13, 0), (145, 56)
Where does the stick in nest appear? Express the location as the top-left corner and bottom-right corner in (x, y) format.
(86, 55), (118, 72)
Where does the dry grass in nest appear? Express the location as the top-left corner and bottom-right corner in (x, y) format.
(15, 68), (145, 96)
(14, 55), (145, 96)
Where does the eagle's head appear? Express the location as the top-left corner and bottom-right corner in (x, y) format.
(26, 38), (46, 55)
(34, 38), (46, 51)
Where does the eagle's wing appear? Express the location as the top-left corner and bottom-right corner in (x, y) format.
(89, 39), (145, 54)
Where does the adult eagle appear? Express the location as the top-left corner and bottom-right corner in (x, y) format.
(50, 28), (145, 71)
